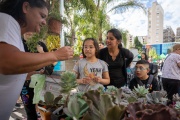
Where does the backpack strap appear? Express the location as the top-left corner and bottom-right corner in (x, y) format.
(135, 75), (154, 88)
(135, 77), (144, 86)
(147, 75), (154, 88)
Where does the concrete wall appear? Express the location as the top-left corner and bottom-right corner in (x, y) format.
(65, 56), (79, 71)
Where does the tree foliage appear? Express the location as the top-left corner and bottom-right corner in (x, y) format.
(121, 30), (128, 47)
(46, 35), (60, 51)
(134, 36), (143, 51)
(149, 48), (159, 60)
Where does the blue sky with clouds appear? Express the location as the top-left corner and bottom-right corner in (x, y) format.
(108, 0), (180, 36)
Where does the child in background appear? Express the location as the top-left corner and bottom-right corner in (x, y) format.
(51, 48), (61, 76)
(73, 38), (110, 91)
(129, 60), (159, 92)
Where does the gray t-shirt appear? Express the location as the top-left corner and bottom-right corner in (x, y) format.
(73, 58), (108, 91)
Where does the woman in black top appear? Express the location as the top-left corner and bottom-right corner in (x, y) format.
(99, 28), (134, 88)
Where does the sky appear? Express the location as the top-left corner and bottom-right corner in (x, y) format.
(107, 0), (180, 36)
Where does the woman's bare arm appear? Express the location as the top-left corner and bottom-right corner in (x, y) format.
(0, 42), (73, 74)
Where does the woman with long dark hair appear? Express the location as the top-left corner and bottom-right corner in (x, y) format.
(99, 28), (134, 88)
(0, 0), (73, 119)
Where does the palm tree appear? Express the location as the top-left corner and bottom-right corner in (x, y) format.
(63, 0), (146, 46)
(78, 0), (146, 42)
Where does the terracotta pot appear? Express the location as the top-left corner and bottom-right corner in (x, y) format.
(38, 107), (52, 120)
(48, 18), (62, 35)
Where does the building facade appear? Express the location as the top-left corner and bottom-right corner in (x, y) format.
(175, 27), (180, 42)
(163, 26), (175, 42)
(147, 2), (164, 44)
(138, 36), (148, 45)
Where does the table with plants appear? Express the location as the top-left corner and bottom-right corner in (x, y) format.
(30, 71), (180, 120)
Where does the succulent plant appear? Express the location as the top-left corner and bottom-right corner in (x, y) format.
(146, 91), (168, 105)
(82, 90), (126, 120)
(105, 85), (118, 94)
(63, 94), (89, 120)
(173, 93), (180, 102)
(39, 91), (63, 112)
(125, 102), (180, 120)
(59, 71), (78, 94)
(133, 85), (149, 98)
(82, 83), (105, 92)
(175, 101), (180, 111)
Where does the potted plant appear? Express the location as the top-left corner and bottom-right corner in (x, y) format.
(38, 92), (63, 120)
(47, 0), (62, 35)
(37, 71), (78, 120)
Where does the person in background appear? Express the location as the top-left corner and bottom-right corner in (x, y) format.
(160, 59), (164, 71)
(73, 38), (110, 91)
(149, 56), (153, 63)
(20, 32), (48, 120)
(52, 48), (61, 76)
(99, 28), (134, 88)
(126, 62), (135, 87)
(99, 42), (105, 49)
(161, 44), (180, 104)
(129, 60), (159, 93)
(141, 52), (148, 61)
(0, 0), (73, 119)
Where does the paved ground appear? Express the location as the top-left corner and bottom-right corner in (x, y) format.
(10, 102), (27, 120)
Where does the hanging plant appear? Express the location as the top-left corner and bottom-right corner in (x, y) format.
(26, 26), (48, 52)
(46, 35), (60, 51)
(73, 37), (83, 56)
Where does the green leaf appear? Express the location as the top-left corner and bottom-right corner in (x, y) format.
(99, 94), (114, 116)
(106, 105), (125, 120)
(44, 92), (54, 105)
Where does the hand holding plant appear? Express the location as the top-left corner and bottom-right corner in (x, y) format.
(92, 76), (101, 83)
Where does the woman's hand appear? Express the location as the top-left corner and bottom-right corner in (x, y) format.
(54, 46), (74, 61)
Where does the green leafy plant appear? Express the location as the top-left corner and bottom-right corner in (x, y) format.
(48, 0), (61, 21)
(175, 101), (180, 111)
(83, 90), (125, 120)
(73, 37), (83, 56)
(63, 94), (89, 120)
(59, 71), (78, 94)
(146, 91), (168, 105)
(46, 35), (60, 51)
(105, 85), (118, 94)
(38, 92), (63, 112)
(133, 85), (149, 98)
(26, 26), (48, 52)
